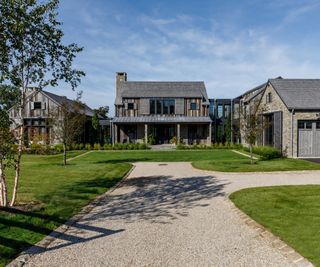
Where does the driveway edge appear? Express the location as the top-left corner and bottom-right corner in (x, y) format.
(7, 165), (136, 267)
(227, 198), (314, 267)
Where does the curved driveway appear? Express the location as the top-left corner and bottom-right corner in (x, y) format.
(24, 162), (320, 267)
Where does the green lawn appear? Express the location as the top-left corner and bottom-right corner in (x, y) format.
(2, 149), (320, 266)
(230, 186), (320, 266)
(192, 158), (320, 172)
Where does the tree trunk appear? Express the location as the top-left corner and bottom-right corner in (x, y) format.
(10, 125), (23, 207)
(0, 161), (8, 207)
(63, 142), (67, 166)
(250, 144), (253, 165)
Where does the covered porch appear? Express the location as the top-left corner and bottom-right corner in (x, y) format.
(112, 116), (212, 145)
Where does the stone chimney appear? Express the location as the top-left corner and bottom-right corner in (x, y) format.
(116, 72), (127, 103)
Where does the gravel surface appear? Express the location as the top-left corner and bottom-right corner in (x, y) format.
(23, 163), (320, 267)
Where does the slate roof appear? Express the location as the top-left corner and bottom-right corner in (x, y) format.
(42, 90), (96, 117)
(116, 81), (209, 105)
(269, 79), (320, 110)
(113, 116), (212, 124)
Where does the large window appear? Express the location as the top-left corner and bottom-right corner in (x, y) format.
(150, 99), (175, 114)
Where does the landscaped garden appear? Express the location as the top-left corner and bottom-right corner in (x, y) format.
(1, 149), (320, 266)
(230, 186), (320, 266)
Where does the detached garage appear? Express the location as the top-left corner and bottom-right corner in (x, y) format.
(256, 78), (320, 158)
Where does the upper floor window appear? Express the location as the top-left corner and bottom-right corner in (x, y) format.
(127, 103), (134, 110)
(217, 104), (223, 118)
(33, 102), (42, 109)
(150, 99), (175, 115)
(266, 92), (272, 103)
(190, 102), (197, 110)
(224, 104), (231, 118)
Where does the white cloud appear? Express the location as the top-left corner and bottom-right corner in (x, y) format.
(53, 5), (320, 116)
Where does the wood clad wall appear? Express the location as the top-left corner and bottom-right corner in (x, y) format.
(116, 97), (209, 117)
(116, 98), (140, 117)
(184, 98), (208, 117)
(10, 91), (59, 118)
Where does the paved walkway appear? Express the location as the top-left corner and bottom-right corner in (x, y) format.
(23, 163), (320, 267)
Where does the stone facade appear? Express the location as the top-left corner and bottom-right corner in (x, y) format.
(254, 83), (320, 158)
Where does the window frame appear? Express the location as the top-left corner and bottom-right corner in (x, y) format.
(190, 102), (197, 110)
(33, 101), (42, 110)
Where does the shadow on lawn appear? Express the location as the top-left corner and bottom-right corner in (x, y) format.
(84, 174), (228, 224)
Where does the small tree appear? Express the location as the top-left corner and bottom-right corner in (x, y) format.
(94, 106), (109, 118)
(50, 99), (86, 166)
(92, 111), (100, 143)
(240, 103), (266, 164)
(0, 0), (84, 206)
(0, 110), (16, 207)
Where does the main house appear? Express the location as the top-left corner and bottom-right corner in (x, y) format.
(112, 72), (212, 145)
(238, 78), (320, 158)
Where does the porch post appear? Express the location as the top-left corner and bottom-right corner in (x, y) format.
(177, 123), (180, 145)
(208, 122), (212, 146)
(144, 124), (148, 144)
(114, 124), (118, 144)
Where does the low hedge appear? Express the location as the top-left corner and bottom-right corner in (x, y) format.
(24, 143), (150, 154)
(243, 146), (283, 160)
(177, 143), (243, 150)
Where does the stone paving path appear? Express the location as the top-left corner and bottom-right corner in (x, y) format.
(22, 163), (320, 267)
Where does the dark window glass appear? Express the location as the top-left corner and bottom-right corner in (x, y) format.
(156, 100), (162, 114)
(34, 102), (42, 109)
(190, 102), (197, 110)
(217, 104), (223, 118)
(128, 103), (134, 110)
(163, 100), (169, 114)
(169, 100), (175, 114)
(209, 101), (214, 116)
(306, 122), (312, 129)
(150, 100), (155, 114)
(316, 121), (320, 129)
(298, 121), (305, 129)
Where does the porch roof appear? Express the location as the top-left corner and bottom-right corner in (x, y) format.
(113, 116), (212, 124)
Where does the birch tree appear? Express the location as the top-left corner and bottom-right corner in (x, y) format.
(0, 0), (84, 206)
(0, 110), (16, 207)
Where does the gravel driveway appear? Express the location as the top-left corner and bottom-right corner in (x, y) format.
(21, 163), (320, 267)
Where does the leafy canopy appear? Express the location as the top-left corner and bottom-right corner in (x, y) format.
(0, 0), (85, 90)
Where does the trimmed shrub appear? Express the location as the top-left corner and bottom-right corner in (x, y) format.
(85, 143), (92, 150)
(93, 143), (101, 150)
(244, 146), (282, 160)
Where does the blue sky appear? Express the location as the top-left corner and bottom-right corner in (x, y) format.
(50, 0), (320, 115)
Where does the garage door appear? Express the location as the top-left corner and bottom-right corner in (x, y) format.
(298, 121), (320, 157)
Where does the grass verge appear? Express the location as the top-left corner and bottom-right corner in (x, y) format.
(230, 185), (320, 266)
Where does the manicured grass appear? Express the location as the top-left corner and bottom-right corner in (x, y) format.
(77, 149), (320, 172)
(192, 158), (320, 172)
(1, 152), (131, 267)
(230, 186), (320, 266)
(76, 149), (246, 163)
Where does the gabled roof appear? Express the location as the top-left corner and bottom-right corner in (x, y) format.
(116, 81), (209, 105)
(269, 79), (320, 110)
(42, 90), (96, 117)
